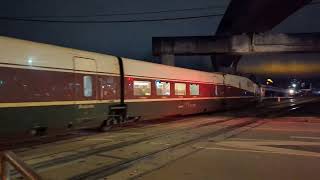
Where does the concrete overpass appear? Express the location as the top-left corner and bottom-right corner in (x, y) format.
(153, 32), (320, 56)
(153, 0), (314, 72)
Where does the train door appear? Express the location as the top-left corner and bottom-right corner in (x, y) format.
(73, 57), (98, 128)
(97, 76), (119, 100)
(221, 74), (227, 109)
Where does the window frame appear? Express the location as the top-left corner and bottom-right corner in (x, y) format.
(174, 82), (187, 96)
(155, 81), (171, 96)
(83, 75), (93, 97)
(190, 83), (200, 96)
(133, 80), (152, 96)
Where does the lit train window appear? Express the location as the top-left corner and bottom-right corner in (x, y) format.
(0, 80), (4, 87)
(175, 83), (186, 96)
(190, 84), (200, 96)
(156, 81), (170, 96)
(134, 81), (151, 96)
(83, 76), (93, 97)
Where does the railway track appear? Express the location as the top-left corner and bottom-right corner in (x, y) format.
(70, 104), (298, 180)
(10, 99), (309, 179)
(21, 117), (233, 170)
(70, 119), (260, 180)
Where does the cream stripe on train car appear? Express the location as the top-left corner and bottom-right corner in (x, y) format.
(0, 96), (256, 108)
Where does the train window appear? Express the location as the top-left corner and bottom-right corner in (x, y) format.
(175, 83), (186, 95)
(190, 84), (200, 96)
(83, 76), (93, 97)
(134, 81), (151, 96)
(0, 80), (4, 87)
(156, 81), (170, 96)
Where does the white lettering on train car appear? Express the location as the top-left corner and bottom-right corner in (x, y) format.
(78, 104), (95, 109)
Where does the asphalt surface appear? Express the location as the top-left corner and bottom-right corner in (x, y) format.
(7, 97), (320, 180)
(137, 98), (320, 180)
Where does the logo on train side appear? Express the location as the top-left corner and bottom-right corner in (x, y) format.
(78, 104), (95, 109)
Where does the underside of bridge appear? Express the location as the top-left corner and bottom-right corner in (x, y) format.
(153, 0), (313, 73)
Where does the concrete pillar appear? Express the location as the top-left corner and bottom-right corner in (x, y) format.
(210, 56), (220, 72)
(161, 54), (175, 66)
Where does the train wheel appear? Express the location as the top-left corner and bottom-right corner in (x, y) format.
(100, 124), (112, 132)
(30, 129), (38, 136)
(118, 115), (125, 124)
(99, 120), (112, 132)
(133, 116), (141, 122)
(30, 126), (47, 136)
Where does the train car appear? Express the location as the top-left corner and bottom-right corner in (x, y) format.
(122, 58), (224, 119)
(0, 36), (259, 137)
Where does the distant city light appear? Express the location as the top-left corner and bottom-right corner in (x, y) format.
(266, 78), (273, 85)
(267, 79), (273, 83)
(292, 83), (297, 88)
(289, 89), (295, 95)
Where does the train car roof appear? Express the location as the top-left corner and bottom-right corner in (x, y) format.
(0, 36), (120, 74)
(0, 36), (252, 84)
(122, 58), (224, 84)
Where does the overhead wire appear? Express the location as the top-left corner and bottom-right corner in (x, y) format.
(0, 13), (225, 23)
(2, 0), (318, 24)
(0, 5), (226, 19)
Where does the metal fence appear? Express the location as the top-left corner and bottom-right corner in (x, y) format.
(0, 151), (41, 180)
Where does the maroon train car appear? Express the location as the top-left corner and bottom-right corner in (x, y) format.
(0, 36), (260, 137)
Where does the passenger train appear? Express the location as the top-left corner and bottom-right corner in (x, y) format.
(0, 36), (261, 137)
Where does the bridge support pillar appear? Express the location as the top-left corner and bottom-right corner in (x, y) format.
(211, 54), (240, 74)
(161, 54), (175, 66)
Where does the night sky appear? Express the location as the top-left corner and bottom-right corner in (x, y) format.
(0, 0), (320, 86)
